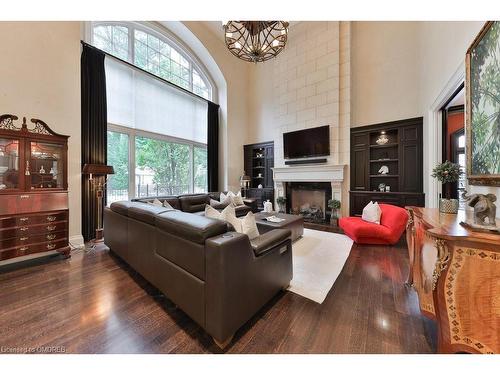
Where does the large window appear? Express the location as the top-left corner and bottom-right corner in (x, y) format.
(92, 22), (212, 100)
(97, 22), (211, 205)
(107, 128), (207, 205)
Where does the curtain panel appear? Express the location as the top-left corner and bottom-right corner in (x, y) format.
(81, 45), (107, 242)
(207, 102), (219, 192)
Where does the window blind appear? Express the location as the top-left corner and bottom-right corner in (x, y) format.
(105, 57), (207, 144)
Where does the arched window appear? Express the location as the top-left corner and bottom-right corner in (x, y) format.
(91, 22), (212, 100)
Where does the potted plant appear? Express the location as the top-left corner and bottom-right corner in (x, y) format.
(276, 196), (286, 213)
(431, 160), (463, 214)
(328, 198), (341, 225)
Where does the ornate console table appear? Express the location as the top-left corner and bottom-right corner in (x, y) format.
(406, 207), (499, 354)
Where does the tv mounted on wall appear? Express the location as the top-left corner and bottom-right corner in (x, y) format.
(283, 125), (330, 159)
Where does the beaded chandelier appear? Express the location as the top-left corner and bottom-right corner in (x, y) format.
(223, 21), (289, 63)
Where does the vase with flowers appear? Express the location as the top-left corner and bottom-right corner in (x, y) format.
(431, 160), (463, 214)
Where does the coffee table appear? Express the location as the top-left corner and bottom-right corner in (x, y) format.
(254, 212), (304, 242)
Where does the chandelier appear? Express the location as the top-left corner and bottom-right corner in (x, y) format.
(223, 21), (289, 63)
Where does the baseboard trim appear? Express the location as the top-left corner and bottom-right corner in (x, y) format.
(69, 235), (85, 250)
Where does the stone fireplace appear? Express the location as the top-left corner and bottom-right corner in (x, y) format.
(287, 182), (331, 223)
(272, 164), (346, 222)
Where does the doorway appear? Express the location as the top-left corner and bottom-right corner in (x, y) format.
(440, 84), (466, 207)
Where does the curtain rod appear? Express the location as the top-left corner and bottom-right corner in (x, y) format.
(80, 40), (217, 106)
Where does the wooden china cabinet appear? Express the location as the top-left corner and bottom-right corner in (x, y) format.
(0, 114), (70, 262)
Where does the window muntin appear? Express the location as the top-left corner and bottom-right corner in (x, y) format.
(92, 22), (212, 100)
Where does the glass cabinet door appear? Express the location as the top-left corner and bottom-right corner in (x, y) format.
(0, 138), (20, 191)
(28, 141), (65, 190)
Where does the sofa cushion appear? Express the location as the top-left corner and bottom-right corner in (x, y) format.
(179, 194), (210, 213)
(155, 210), (227, 244)
(110, 201), (135, 216)
(128, 203), (173, 225)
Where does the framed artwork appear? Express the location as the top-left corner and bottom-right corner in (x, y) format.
(465, 21), (500, 186)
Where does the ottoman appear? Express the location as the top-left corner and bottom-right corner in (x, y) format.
(255, 212), (304, 242)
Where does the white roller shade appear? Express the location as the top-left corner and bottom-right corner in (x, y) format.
(106, 57), (207, 144)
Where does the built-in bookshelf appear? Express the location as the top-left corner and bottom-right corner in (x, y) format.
(349, 117), (425, 216)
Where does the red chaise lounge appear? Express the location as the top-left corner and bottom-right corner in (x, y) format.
(339, 203), (408, 245)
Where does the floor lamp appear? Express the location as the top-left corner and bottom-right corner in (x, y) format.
(82, 164), (115, 245)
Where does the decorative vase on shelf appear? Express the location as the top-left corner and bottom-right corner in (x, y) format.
(439, 198), (459, 214)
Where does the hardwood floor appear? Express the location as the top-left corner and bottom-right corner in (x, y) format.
(0, 240), (436, 354)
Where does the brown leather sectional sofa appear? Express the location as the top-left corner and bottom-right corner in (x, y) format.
(103, 193), (293, 349)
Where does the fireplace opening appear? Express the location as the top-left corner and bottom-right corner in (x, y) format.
(285, 182), (332, 224)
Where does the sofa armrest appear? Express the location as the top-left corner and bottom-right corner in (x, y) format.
(205, 231), (292, 344)
(250, 228), (291, 256)
(243, 197), (258, 212)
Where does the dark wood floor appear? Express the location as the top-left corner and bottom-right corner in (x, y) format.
(0, 240), (436, 354)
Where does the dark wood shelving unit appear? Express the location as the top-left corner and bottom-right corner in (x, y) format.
(349, 117), (425, 216)
(243, 141), (274, 211)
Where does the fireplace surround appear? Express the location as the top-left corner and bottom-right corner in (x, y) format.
(272, 164), (346, 221)
(286, 182), (332, 223)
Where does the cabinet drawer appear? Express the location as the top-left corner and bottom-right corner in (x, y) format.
(0, 221), (67, 240)
(0, 217), (17, 229)
(0, 230), (67, 250)
(14, 212), (67, 227)
(0, 239), (68, 261)
(0, 192), (68, 215)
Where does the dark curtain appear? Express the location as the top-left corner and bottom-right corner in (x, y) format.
(81, 44), (107, 242)
(207, 102), (219, 192)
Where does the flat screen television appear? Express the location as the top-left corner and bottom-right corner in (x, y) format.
(283, 125), (330, 159)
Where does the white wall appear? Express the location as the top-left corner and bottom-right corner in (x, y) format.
(351, 21), (499, 206)
(351, 22), (420, 127)
(247, 21), (351, 215)
(415, 22), (500, 204)
(0, 22), (82, 249)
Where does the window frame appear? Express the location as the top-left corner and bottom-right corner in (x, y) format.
(88, 21), (214, 100)
(107, 123), (208, 201)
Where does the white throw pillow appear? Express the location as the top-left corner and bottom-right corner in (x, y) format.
(219, 205), (242, 232)
(229, 191), (244, 206)
(219, 192), (232, 206)
(362, 201), (381, 224)
(205, 204), (222, 219)
(149, 198), (163, 207)
(163, 200), (174, 209)
(241, 212), (260, 240)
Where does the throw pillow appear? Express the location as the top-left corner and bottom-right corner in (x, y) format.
(219, 192), (232, 206)
(362, 201), (381, 224)
(219, 204), (242, 232)
(205, 204), (222, 219)
(210, 198), (230, 209)
(149, 198), (163, 207)
(241, 212), (260, 240)
(227, 190), (244, 206)
(163, 200), (174, 209)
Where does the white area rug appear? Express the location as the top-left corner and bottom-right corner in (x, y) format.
(288, 228), (353, 304)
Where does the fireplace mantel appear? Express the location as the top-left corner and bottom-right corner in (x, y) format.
(272, 164), (345, 183)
